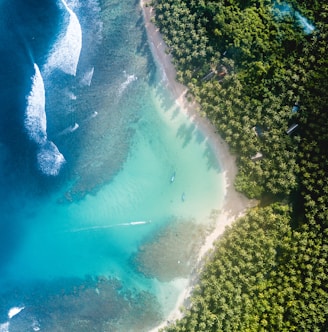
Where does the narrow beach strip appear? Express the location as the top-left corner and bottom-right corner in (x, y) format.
(140, 1), (257, 330)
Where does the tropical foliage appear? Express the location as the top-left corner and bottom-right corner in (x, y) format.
(152, 0), (327, 199)
(148, 0), (328, 330)
(164, 205), (328, 332)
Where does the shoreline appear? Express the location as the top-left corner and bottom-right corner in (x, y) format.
(140, 1), (256, 331)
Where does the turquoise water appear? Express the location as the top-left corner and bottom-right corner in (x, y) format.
(0, 0), (224, 330)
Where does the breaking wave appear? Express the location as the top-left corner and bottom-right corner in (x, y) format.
(118, 72), (137, 95)
(37, 141), (66, 176)
(0, 322), (9, 332)
(43, 0), (82, 76)
(57, 122), (79, 136)
(82, 111), (98, 123)
(80, 66), (94, 86)
(8, 306), (25, 319)
(25, 64), (47, 145)
(25, 64), (66, 176)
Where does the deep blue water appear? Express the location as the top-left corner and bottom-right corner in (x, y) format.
(0, 1), (224, 331)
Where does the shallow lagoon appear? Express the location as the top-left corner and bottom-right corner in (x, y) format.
(0, 0), (224, 330)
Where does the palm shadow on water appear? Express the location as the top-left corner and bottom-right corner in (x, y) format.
(175, 122), (221, 173)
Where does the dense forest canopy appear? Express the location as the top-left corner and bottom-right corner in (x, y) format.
(149, 0), (328, 330)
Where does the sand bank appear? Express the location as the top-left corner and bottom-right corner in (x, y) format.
(141, 1), (256, 330)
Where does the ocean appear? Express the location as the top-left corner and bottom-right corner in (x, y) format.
(0, 0), (224, 331)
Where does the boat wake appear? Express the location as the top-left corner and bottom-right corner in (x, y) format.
(67, 220), (152, 233)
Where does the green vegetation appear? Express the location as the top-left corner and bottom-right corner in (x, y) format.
(149, 0), (328, 330)
(163, 205), (328, 331)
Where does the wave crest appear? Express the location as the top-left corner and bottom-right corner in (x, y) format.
(25, 64), (47, 145)
(8, 306), (25, 319)
(0, 322), (9, 332)
(25, 64), (66, 176)
(43, 0), (82, 76)
(37, 141), (66, 176)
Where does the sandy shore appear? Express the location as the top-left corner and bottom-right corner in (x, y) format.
(141, 1), (256, 331)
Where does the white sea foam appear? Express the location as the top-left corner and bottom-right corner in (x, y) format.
(58, 123), (79, 136)
(118, 72), (137, 95)
(37, 141), (66, 176)
(129, 221), (150, 225)
(66, 0), (81, 10)
(43, 0), (82, 76)
(25, 64), (66, 176)
(25, 64), (47, 145)
(83, 111), (98, 123)
(90, 111), (98, 118)
(31, 318), (41, 331)
(68, 220), (151, 233)
(0, 322), (9, 332)
(8, 306), (25, 319)
(80, 66), (94, 86)
(70, 122), (79, 132)
(66, 90), (77, 100)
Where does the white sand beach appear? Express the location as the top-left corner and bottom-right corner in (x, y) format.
(141, 1), (257, 331)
